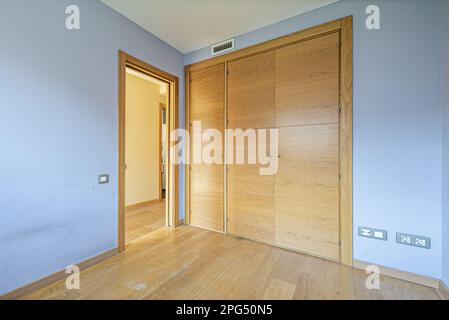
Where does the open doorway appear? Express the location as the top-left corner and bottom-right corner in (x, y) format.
(118, 51), (179, 251)
(124, 67), (168, 244)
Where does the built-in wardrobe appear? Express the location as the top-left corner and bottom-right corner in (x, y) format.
(185, 17), (353, 265)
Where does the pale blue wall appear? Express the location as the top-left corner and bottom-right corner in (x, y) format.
(0, 0), (184, 294)
(1, 0), (446, 295)
(186, 0), (443, 278)
(442, 0), (449, 287)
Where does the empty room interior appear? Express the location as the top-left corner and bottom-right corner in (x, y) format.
(1, 0), (449, 302)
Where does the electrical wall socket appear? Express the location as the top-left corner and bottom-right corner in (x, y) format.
(98, 174), (109, 184)
(358, 226), (387, 241)
(396, 233), (431, 249)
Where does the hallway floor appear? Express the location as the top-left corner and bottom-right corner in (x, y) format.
(125, 200), (166, 243)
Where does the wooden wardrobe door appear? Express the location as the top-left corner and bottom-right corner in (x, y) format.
(227, 51), (276, 242)
(275, 33), (340, 260)
(189, 64), (224, 232)
(228, 51), (276, 129)
(276, 125), (339, 260)
(276, 33), (340, 127)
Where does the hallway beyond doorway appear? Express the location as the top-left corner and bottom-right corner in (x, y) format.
(125, 201), (166, 243)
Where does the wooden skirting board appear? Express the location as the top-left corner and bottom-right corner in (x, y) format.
(353, 259), (440, 289)
(0, 248), (118, 300)
(125, 199), (161, 211)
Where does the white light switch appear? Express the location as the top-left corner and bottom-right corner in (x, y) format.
(98, 174), (109, 184)
(361, 229), (371, 236)
(374, 231), (384, 239)
(358, 226), (387, 241)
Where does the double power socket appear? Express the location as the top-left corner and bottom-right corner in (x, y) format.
(358, 226), (431, 249)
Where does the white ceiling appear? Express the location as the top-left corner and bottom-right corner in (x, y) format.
(100, 0), (338, 53)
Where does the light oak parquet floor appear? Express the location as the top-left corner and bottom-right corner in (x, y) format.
(125, 201), (166, 243)
(23, 224), (446, 300)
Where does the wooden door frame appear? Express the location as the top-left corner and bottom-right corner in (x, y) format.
(159, 103), (167, 201)
(184, 16), (353, 266)
(118, 51), (179, 252)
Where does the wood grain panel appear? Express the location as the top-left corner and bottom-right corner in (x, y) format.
(227, 132), (276, 241)
(228, 163), (275, 243)
(275, 32), (340, 127)
(190, 164), (224, 231)
(185, 66), (191, 225)
(339, 16), (353, 266)
(275, 124), (339, 260)
(227, 52), (276, 242)
(190, 65), (224, 130)
(228, 51), (275, 129)
(189, 64), (224, 232)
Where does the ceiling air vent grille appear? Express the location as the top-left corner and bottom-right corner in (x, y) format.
(211, 39), (234, 56)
